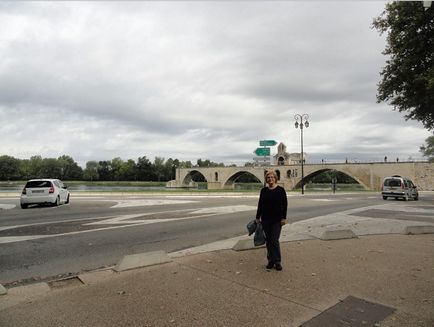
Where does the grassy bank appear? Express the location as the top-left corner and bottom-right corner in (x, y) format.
(305, 183), (367, 192)
(0, 180), (370, 193)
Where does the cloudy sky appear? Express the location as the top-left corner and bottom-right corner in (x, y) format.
(0, 1), (431, 167)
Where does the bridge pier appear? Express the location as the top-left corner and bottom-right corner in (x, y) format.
(207, 182), (223, 190)
(166, 180), (198, 188)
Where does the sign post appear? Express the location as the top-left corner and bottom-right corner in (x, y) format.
(259, 140), (277, 147)
(253, 140), (277, 166)
(254, 147), (270, 156)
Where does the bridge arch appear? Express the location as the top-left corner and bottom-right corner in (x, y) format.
(222, 170), (263, 188)
(300, 168), (369, 190)
(182, 170), (207, 187)
(334, 168), (369, 190)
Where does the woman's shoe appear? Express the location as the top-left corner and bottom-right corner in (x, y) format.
(275, 263), (282, 271)
(266, 262), (274, 269)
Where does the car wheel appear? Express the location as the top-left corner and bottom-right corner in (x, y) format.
(382, 196), (387, 200)
(414, 194), (419, 201)
(65, 194), (70, 204)
(21, 203), (28, 209)
(403, 195), (409, 201)
(53, 196), (60, 206)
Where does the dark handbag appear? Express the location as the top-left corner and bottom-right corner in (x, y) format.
(246, 219), (257, 236)
(254, 223), (266, 246)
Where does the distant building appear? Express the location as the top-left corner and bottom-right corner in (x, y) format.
(273, 142), (306, 165)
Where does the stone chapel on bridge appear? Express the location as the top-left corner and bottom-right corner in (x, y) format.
(273, 142), (306, 165)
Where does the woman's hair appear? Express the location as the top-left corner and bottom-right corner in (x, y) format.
(265, 170), (278, 180)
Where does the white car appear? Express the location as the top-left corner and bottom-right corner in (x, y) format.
(20, 179), (70, 209)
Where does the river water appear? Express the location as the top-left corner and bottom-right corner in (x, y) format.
(0, 185), (168, 193)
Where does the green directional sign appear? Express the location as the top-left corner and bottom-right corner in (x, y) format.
(259, 140), (277, 146)
(254, 147), (270, 156)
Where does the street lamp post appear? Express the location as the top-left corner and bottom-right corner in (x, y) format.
(294, 114), (309, 194)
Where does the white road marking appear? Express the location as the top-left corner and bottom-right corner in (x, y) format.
(0, 204), (16, 210)
(190, 205), (256, 214)
(85, 205), (256, 225)
(110, 199), (198, 208)
(166, 195), (260, 199)
(371, 203), (434, 214)
(69, 197), (107, 199)
(0, 216), (118, 232)
(0, 235), (48, 243)
(0, 205), (256, 244)
(84, 213), (182, 225)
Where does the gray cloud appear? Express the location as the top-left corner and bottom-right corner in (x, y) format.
(0, 1), (430, 167)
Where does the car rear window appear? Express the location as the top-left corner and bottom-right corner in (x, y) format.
(384, 179), (401, 187)
(25, 181), (53, 188)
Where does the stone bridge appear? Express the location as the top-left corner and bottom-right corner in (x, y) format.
(167, 161), (434, 191)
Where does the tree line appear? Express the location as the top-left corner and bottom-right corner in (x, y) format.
(2, 134), (432, 182)
(0, 155), (227, 181)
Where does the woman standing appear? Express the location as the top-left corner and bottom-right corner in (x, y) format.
(255, 170), (288, 271)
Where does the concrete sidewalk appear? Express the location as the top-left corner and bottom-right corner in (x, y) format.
(0, 233), (433, 327)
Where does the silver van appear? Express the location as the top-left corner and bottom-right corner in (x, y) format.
(381, 175), (419, 201)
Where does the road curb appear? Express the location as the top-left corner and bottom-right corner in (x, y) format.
(0, 284), (7, 295)
(232, 239), (265, 251)
(319, 229), (357, 240)
(404, 225), (434, 235)
(114, 250), (172, 272)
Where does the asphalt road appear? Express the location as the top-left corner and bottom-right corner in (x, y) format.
(0, 192), (432, 286)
